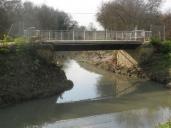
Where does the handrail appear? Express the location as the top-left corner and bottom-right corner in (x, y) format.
(24, 29), (152, 42)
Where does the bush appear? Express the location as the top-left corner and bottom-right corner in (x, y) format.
(150, 37), (162, 46)
(2, 35), (14, 43)
(158, 122), (171, 128)
(161, 40), (171, 53)
(14, 37), (27, 45)
(0, 48), (10, 54)
(150, 38), (171, 54)
(5, 36), (14, 42)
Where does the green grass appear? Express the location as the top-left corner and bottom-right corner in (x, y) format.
(158, 122), (171, 128)
(14, 37), (27, 45)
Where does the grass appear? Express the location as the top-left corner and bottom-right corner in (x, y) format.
(158, 122), (171, 128)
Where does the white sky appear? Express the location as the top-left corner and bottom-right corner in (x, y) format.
(22, 0), (171, 30)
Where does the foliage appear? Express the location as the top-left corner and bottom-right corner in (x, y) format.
(158, 122), (171, 128)
(162, 11), (171, 40)
(161, 40), (171, 53)
(1, 34), (13, 46)
(150, 37), (162, 46)
(14, 37), (27, 45)
(0, 0), (77, 39)
(0, 0), (22, 39)
(97, 0), (162, 30)
(150, 38), (171, 53)
(0, 48), (10, 54)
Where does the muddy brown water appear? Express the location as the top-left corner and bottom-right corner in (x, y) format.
(0, 59), (171, 128)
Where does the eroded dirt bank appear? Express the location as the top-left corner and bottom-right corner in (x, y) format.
(0, 44), (73, 107)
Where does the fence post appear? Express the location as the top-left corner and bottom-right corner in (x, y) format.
(61, 31), (63, 40)
(48, 31), (51, 40)
(143, 31), (146, 43)
(73, 30), (75, 40)
(94, 31), (97, 40)
(129, 32), (132, 40)
(116, 32), (118, 40)
(134, 31), (137, 41)
(163, 24), (166, 41)
(84, 31), (86, 40)
(122, 32), (124, 40)
(105, 30), (108, 40)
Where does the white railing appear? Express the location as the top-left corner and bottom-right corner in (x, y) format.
(24, 30), (152, 42)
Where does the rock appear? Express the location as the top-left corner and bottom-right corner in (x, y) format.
(166, 82), (171, 89)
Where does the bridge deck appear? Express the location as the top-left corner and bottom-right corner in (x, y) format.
(41, 40), (142, 51)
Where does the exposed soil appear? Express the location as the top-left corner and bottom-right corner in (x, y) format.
(0, 44), (73, 107)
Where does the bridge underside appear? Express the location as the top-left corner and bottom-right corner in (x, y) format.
(39, 40), (142, 51)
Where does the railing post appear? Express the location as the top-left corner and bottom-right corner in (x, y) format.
(84, 31), (86, 40)
(105, 30), (108, 40)
(122, 32), (124, 40)
(163, 24), (166, 41)
(134, 31), (137, 41)
(48, 31), (51, 40)
(73, 30), (75, 40)
(143, 30), (146, 43)
(94, 31), (96, 40)
(116, 32), (118, 40)
(61, 31), (63, 40)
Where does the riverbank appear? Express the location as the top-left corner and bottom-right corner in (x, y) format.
(141, 52), (171, 85)
(0, 43), (73, 107)
(72, 43), (171, 87)
(73, 51), (147, 79)
(142, 40), (171, 87)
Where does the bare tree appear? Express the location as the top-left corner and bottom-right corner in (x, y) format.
(97, 0), (163, 31)
(162, 10), (171, 39)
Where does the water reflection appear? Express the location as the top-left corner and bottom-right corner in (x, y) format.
(38, 108), (171, 128)
(57, 59), (115, 103)
(0, 59), (171, 128)
(57, 59), (147, 103)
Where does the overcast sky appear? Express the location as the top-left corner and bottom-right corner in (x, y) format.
(22, 0), (171, 30)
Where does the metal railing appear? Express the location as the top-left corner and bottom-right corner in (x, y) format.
(24, 30), (152, 42)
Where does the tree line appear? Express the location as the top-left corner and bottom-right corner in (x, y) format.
(0, 0), (77, 39)
(1, 0), (171, 40)
(97, 0), (171, 39)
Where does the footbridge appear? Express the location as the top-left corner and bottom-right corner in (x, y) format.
(24, 30), (152, 51)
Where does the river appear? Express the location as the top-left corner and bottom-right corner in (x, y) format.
(0, 59), (171, 128)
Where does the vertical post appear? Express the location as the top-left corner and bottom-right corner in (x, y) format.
(94, 31), (96, 40)
(134, 31), (137, 41)
(84, 30), (86, 40)
(159, 31), (161, 40)
(105, 30), (108, 40)
(130, 32), (132, 40)
(55, 32), (57, 40)
(61, 31), (63, 40)
(116, 32), (118, 40)
(49, 31), (51, 40)
(73, 30), (75, 40)
(163, 24), (166, 41)
(134, 26), (138, 41)
(143, 30), (146, 43)
(122, 32), (124, 40)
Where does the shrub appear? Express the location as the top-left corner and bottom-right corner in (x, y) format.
(150, 37), (162, 46)
(158, 122), (171, 128)
(161, 40), (171, 53)
(14, 37), (27, 45)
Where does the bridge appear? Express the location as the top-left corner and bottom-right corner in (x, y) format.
(24, 30), (152, 51)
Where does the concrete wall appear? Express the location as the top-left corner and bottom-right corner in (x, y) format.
(116, 50), (138, 68)
(116, 44), (154, 68)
